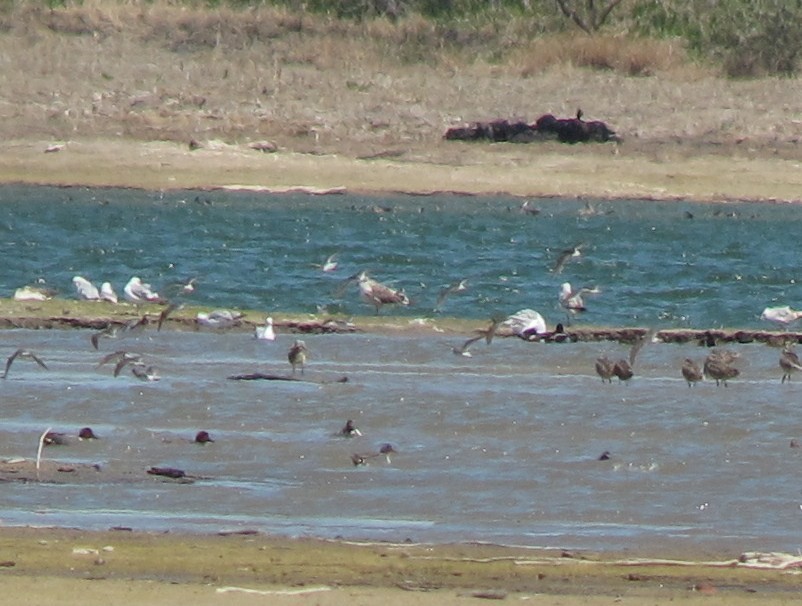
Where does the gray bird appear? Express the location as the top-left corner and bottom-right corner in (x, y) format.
(681, 358), (704, 387)
(435, 279), (468, 311)
(551, 242), (586, 274)
(2, 349), (48, 379)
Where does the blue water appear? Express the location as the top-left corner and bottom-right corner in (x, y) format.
(1, 184), (799, 328)
(1, 185), (801, 555)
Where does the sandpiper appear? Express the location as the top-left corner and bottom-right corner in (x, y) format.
(681, 358), (704, 387)
(2, 348), (48, 379)
(613, 359), (634, 383)
(703, 350), (740, 387)
(595, 355), (615, 383)
(780, 344), (802, 383)
(288, 340), (308, 375)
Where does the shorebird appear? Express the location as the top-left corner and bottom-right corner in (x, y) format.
(435, 279), (468, 311)
(595, 355), (615, 383)
(340, 419), (362, 437)
(196, 309), (243, 329)
(780, 344), (802, 383)
(348, 271), (410, 314)
(703, 350), (740, 387)
(551, 242), (586, 274)
(255, 316), (276, 340)
(130, 363), (160, 381)
(124, 276), (163, 304)
(761, 306), (802, 326)
(613, 359), (634, 383)
(100, 282), (118, 303)
(2, 349), (48, 379)
(503, 309), (547, 338)
(73, 276), (100, 300)
(452, 316), (501, 357)
(681, 358), (704, 387)
(288, 339), (307, 375)
(451, 335), (483, 357)
(97, 350), (142, 376)
(194, 430), (215, 444)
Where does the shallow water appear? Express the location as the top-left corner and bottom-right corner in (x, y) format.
(0, 185), (801, 553)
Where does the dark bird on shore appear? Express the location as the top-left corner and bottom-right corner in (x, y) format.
(435, 279), (468, 311)
(703, 350), (740, 387)
(551, 242), (586, 274)
(349, 270), (410, 314)
(613, 359), (634, 383)
(598, 451), (611, 461)
(2, 348), (48, 379)
(194, 430), (214, 444)
(340, 419), (362, 437)
(595, 355), (615, 383)
(681, 358), (704, 387)
(288, 339), (308, 375)
(780, 344), (802, 384)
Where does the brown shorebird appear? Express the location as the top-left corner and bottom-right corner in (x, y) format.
(351, 271), (410, 314)
(2, 349), (48, 379)
(613, 359), (634, 384)
(595, 355), (615, 383)
(288, 340), (308, 375)
(780, 344), (802, 383)
(703, 350), (740, 387)
(681, 358), (704, 387)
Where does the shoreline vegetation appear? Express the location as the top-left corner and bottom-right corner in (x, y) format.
(3, 2), (802, 603)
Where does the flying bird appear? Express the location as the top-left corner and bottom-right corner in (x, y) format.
(130, 363), (160, 381)
(551, 242), (586, 274)
(435, 279), (468, 311)
(628, 328), (656, 366)
(2, 349), (48, 379)
(157, 302), (183, 331)
(681, 358), (704, 387)
(451, 335), (484, 357)
(288, 339), (308, 375)
(312, 254), (339, 273)
(350, 271), (410, 314)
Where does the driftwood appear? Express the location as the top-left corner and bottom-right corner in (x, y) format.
(444, 110), (619, 144)
(227, 373), (349, 384)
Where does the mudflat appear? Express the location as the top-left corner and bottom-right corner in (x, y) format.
(2, 6), (802, 603)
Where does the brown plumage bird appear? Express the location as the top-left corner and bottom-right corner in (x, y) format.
(352, 271), (410, 314)
(780, 344), (802, 383)
(288, 339), (308, 375)
(681, 358), (704, 387)
(595, 356), (615, 383)
(2, 348), (48, 379)
(703, 350), (740, 387)
(613, 359), (634, 384)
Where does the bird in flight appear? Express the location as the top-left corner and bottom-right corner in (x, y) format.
(551, 242), (587, 274)
(435, 279), (468, 311)
(2, 349), (48, 379)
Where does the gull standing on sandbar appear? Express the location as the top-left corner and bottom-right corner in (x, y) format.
(124, 277), (163, 304)
(73, 276), (100, 300)
(350, 271), (410, 314)
(255, 317), (276, 340)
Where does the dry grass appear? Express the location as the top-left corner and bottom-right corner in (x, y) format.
(0, 0), (801, 163)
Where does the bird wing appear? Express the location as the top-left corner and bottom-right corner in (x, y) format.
(2, 349), (22, 378)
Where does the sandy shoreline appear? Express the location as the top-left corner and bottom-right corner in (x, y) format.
(4, 137), (802, 204)
(2, 525), (802, 605)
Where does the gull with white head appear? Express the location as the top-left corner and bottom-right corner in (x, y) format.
(73, 276), (100, 300)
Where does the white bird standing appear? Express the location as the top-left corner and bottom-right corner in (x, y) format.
(761, 306), (802, 326)
(100, 282), (118, 303)
(73, 276), (100, 300)
(124, 277), (162, 303)
(255, 317), (276, 340)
